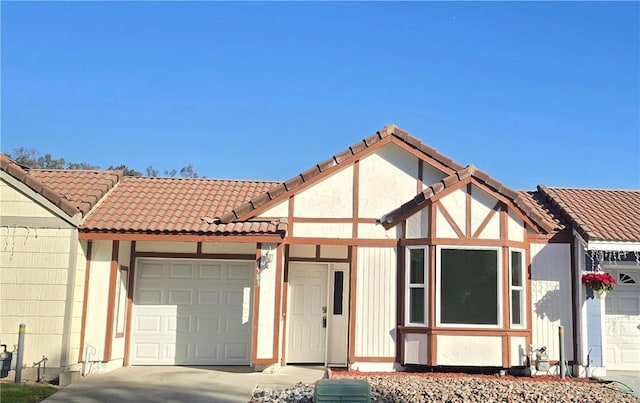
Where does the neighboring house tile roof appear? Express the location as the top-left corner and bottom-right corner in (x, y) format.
(1, 154), (81, 218)
(29, 169), (122, 216)
(538, 186), (640, 243)
(378, 165), (558, 232)
(82, 177), (284, 234)
(218, 124), (466, 223)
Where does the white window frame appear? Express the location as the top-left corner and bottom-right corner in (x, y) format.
(436, 245), (502, 328)
(405, 246), (428, 326)
(509, 248), (526, 328)
(114, 265), (129, 337)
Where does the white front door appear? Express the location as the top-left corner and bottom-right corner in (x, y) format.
(287, 263), (328, 363)
(605, 268), (640, 371)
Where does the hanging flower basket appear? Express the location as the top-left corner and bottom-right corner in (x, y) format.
(581, 271), (616, 299)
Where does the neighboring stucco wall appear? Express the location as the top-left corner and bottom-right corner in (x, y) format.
(354, 247), (396, 358)
(530, 243), (574, 361)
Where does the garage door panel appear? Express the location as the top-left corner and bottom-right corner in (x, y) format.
(198, 290), (221, 305)
(200, 264), (223, 279)
(132, 259), (253, 366)
(168, 289), (192, 305)
(196, 316), (220, 333)
(170, 264), (194, 279)
(227, 264), (252, 280)
(138, 289), (164, 304)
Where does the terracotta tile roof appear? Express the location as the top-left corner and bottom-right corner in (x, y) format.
(537, 186), (640, 243)
(82, 177), (284, 234)
(1, 154), (80, 218)
(218, 124), (466, 223)
(378, 165), (558, 233)
(30, 169), (122, 216)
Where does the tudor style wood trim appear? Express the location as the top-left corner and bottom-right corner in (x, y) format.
(288, 195), (295, 235)
(396, 245), (405, 361)
(527, 230), (573, 244)
(402, 237), (527, 248)
(472, 202), (502, 239)
(273, 243), (284, 361)
(133, 251), (255, 260)
(398, 327), (530, 336)
(351, 356), (396, 362)
(251, 243), (262, 364)
(466, 184), (472, 238)
(435, 201), (466, 239)
(348, 245), (358, 362)
(280, 244), (290, 365)
(427, 244), (437, 366)
(417, 159), (424, 193)
(501, 246), (510, 367)
(103, 240), (119, 362)
(352, 159), (360, 238)
(79, 232), (284, 243)
(236, 136), (393, 222)
(502, 335), (511, 367)
(389, 137), (456, 176)
(123, 241), (136, 367)
(285, 237), (398, 247)
(78, 241), (93, 363)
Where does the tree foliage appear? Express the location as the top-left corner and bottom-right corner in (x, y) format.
(8, 148), (199, 178)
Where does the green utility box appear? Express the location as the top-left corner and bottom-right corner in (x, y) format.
(314, 379), (370, 402)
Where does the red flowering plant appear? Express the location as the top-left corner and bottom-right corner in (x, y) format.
(581, 271), (617, 293)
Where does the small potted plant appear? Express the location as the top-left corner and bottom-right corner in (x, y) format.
(581, 270), (616, 299)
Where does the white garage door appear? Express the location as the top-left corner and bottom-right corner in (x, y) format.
(131, 259), (254, 365)
(605, 268), (640, 371)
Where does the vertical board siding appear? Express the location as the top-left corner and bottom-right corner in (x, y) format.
(355, 247), (396, 357)
(530, 243), (574, 361)
(0, 227), (73, 368)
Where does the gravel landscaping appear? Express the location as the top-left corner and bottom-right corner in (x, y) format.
(250, 372), (640, 402)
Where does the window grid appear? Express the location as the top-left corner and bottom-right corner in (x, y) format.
(406, 247), (427, 326)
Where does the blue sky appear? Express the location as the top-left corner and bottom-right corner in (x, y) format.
(2, 2), (638, 190)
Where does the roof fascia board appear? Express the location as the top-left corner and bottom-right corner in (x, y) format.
(585, 240), (640, 252)
(387, 136), (457, 176)
(231, 135), (396, 222)
(78, 232), (285, 243)
(1, 171), (81, 227)
(380, 175), (549, 234)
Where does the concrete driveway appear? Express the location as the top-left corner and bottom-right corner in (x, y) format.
(605, 371), (640, 398)
(45, 366), (325, 403)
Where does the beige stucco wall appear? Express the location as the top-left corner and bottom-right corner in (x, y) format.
(358, 144), (419, 218)
(294, 165), (354, 218)
(82, 240), (112, 363)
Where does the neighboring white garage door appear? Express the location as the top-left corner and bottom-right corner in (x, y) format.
(131, 259), (254, 365)
(605, 267), (640, 371)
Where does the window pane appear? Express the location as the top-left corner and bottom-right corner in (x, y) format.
(511, 251), (522, 287)
(409, 248), (425, 284)
(511, 290), (521, 325)
(441, 249), (498, 325)
(410, 288), (425, 323)
(333, 271), (344, 315)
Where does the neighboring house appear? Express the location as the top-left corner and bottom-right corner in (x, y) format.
(0, 125), (638, 381)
